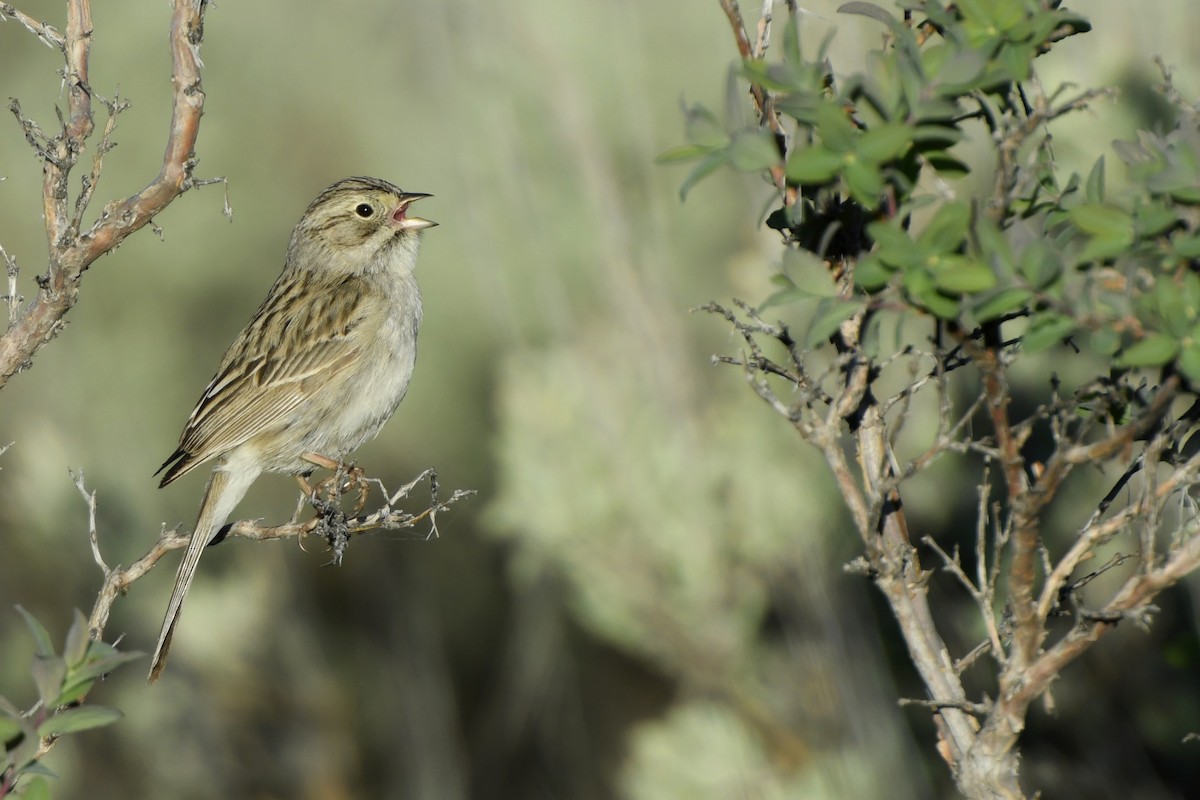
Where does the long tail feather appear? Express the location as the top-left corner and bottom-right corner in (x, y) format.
(148, 466), (258, 682)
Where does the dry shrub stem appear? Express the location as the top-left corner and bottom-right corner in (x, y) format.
(73, 468), (473, 641)
(707, 298), (1200, 799)
(0, 0), (213, 390)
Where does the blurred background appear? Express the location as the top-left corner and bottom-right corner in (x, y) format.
(1, 1), (1198, 798)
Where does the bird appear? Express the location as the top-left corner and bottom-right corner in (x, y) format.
(148, 176), (435, 682)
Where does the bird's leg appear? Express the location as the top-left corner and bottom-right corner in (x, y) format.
(328, 460), (370, 516)
(301, 452), (341, 471)
(338, 462), (370, 516)
(300, 452), (341, 507)
(300, 452), (369, 514)
(350, 465), (367, 515)
(292, 473), (315, 520)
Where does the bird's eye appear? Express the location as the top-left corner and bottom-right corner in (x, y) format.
(354, 203), (374, 218)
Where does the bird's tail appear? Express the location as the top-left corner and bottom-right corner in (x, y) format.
(148, 466), (258, 683)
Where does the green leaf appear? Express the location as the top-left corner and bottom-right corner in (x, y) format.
(1134, 201), (1177, 238)
(806, 298), (864, 347)
(1179, 341), (1200, 384)
(1085, 156), (1105, 203)
(20, 762), (57, 779)
(781, 249), (838, 297)
(1078, 230), (1134, 262)
(853, 254), (894, 291)
(741, 59), (802, 93)
(1173, 234), (1200, 259)
(1117, 332), (1180, 367)
(63, 610), (89, 669)
(655, 144), (713, 164)
(1157, 277), (1192, 337)
(36, 706), (123, 738)
(15, 607), (55, 659)
(785, 145), (843, 183)
(933, 258), (996, 294)
(843, 158), (885, 207)
(837, 1), (895, 25)
(816, 102), (857, 152)
(56, 648), (143, 706)
(972, 287), (1032, 322)
(1022, 313), (1078, 353)
(869, 220), (923, 270)
(729, 130), (780, 172)
(1090, 327), (1121, 356)
(782, 8), (801, 65)
(857, 123), (913, 164)
(904, 269), (960, 318)
(1184, 273), (1200, 319)
(918, 202), (970, 254)
(759, 287), (820, 311)
(998, 42), (1033, 84)
(912, 124), (966, 150)
(925, 152), (970, 177)
(684, 105), (730, 149)
(973, 217), (1015, 276)
(1019, 241), (1062, 290)
(17, 776), (51, 800)
(1170, 186), (1200, 204)
(1069, 203), (1133, 236)
(931, 48), (988, 92)
(31, 656), (66, 708)
(0, 710), (21, 743)
(679, 150), (730, 200)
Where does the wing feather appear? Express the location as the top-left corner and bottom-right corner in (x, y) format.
(159, 274), (374, 486)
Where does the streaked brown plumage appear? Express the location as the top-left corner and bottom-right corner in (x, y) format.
(148, 176), (435, 682)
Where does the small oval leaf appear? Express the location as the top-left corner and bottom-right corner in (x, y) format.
(655, 144), (713, 164)
(1117, 332), (1180, 368)
(857, 123), (913, 164)
(1178, 341), (1200, 384)
(843, 158), (885, 207)
(31, 656), (66, 708)
(679, 150), (730, 200)
(15, 607), (55, 659)
(918, 203), (970, 254)
(853, 255), (894, 291)
(63, 609), (89, 669)
(837, 1), (895, 25)
(729, 130), (781, 172)
(972, 287), (1032, 322)
(1069, 203), (1133, 236)
(933, 258), (996, 294)
(1022, 313), (1078, 353)
(36, 706), (124, 738)
(785, 145), (843, 183)
(807, 299), (864, 347)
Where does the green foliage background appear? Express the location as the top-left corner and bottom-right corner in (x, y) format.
(0, 1), (1198, 798)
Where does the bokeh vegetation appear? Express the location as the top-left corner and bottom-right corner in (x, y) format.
(2, 1), (1199, 798)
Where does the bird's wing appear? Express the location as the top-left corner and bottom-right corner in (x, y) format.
(158, 275), (377, 486)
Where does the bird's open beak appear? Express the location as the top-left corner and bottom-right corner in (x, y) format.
(393, 192), (436, 231)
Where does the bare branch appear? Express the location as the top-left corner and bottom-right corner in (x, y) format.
(0, 3), (65, 49)
(82, 469), (473, 638)
(70, 469), (107, 572)
(899, 696), (990, 716)
(0, 0), (212, 390)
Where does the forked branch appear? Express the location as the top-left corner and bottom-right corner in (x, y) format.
(0, 0), (214, 390)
